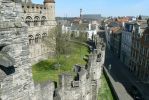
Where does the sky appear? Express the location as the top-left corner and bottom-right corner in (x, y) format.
(32, 0), (149, 17)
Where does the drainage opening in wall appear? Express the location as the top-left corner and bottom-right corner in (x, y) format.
(0, 45), (15, 75)
(0, 45), (5, 51)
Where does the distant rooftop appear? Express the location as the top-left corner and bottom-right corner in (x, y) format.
(82, 14), (101, 20)
(108, 22), (120, 27)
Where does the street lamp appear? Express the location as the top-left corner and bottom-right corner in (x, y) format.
(108, 64), (111, 73)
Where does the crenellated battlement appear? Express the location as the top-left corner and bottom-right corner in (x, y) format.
(53, 34), (106, 100)
(22, 3), (47, 13)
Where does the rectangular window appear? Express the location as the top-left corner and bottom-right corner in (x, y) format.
(145, 34), (149, 42)
(129, 25), (133, 32)
(147, 49), (149, 57)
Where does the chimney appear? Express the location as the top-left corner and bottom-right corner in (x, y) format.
(89, 24), (91, 31)
(122, 22), (125, 28)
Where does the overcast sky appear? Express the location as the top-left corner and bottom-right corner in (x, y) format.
(32, 0), (149, 17)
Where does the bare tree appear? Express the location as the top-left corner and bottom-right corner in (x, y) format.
(43, 24), (71, 68)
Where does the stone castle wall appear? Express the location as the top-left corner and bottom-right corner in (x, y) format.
(21, 1), (56, 64)
(54, 35), (106, 100)
(34, 81), (55, 100)
(0, 0), (105, 99)
(0, 0), (57, 99)
(0, 0), (35, 99)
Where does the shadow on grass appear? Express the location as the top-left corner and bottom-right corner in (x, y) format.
(33, 60), (58, 71)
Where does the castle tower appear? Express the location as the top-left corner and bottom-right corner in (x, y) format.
(80, 8), (82, 19)
(79, 8), (83, 24)
(44, 0), (55, 20)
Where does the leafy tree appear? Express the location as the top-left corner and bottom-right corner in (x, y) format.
(138, 15), (142, 20)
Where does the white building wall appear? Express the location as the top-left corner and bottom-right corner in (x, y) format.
(105, 25), (111, 49)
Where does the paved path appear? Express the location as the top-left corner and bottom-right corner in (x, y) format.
(104, 68), (133, 100)
(104, 48), (149, 100)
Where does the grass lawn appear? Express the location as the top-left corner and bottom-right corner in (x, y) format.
(32, 42), (89, 83)
(98, 74), (114, 100)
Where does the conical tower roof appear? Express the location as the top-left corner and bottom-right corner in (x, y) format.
(44, 0), (55, 3)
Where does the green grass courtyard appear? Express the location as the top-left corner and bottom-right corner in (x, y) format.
(32, 41), (114, 100)
(32, 42), (89, 83)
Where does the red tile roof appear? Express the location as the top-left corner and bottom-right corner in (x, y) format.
(111, 27), (122, 34)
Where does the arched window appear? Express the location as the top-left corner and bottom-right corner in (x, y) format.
(29, 35), (34, 45)
(25, 16), (32, 26)
(38, 34), (41, 42)
(35, 34), (41, 43)
(34, 16), (40, 26)
(42, 33), (47, 41)
(41, 16), (46, 25)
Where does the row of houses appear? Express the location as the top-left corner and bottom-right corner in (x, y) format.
(62, 23), (99, 39)
(105, 17), (149, 82)
(56, 14), (103, 40)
